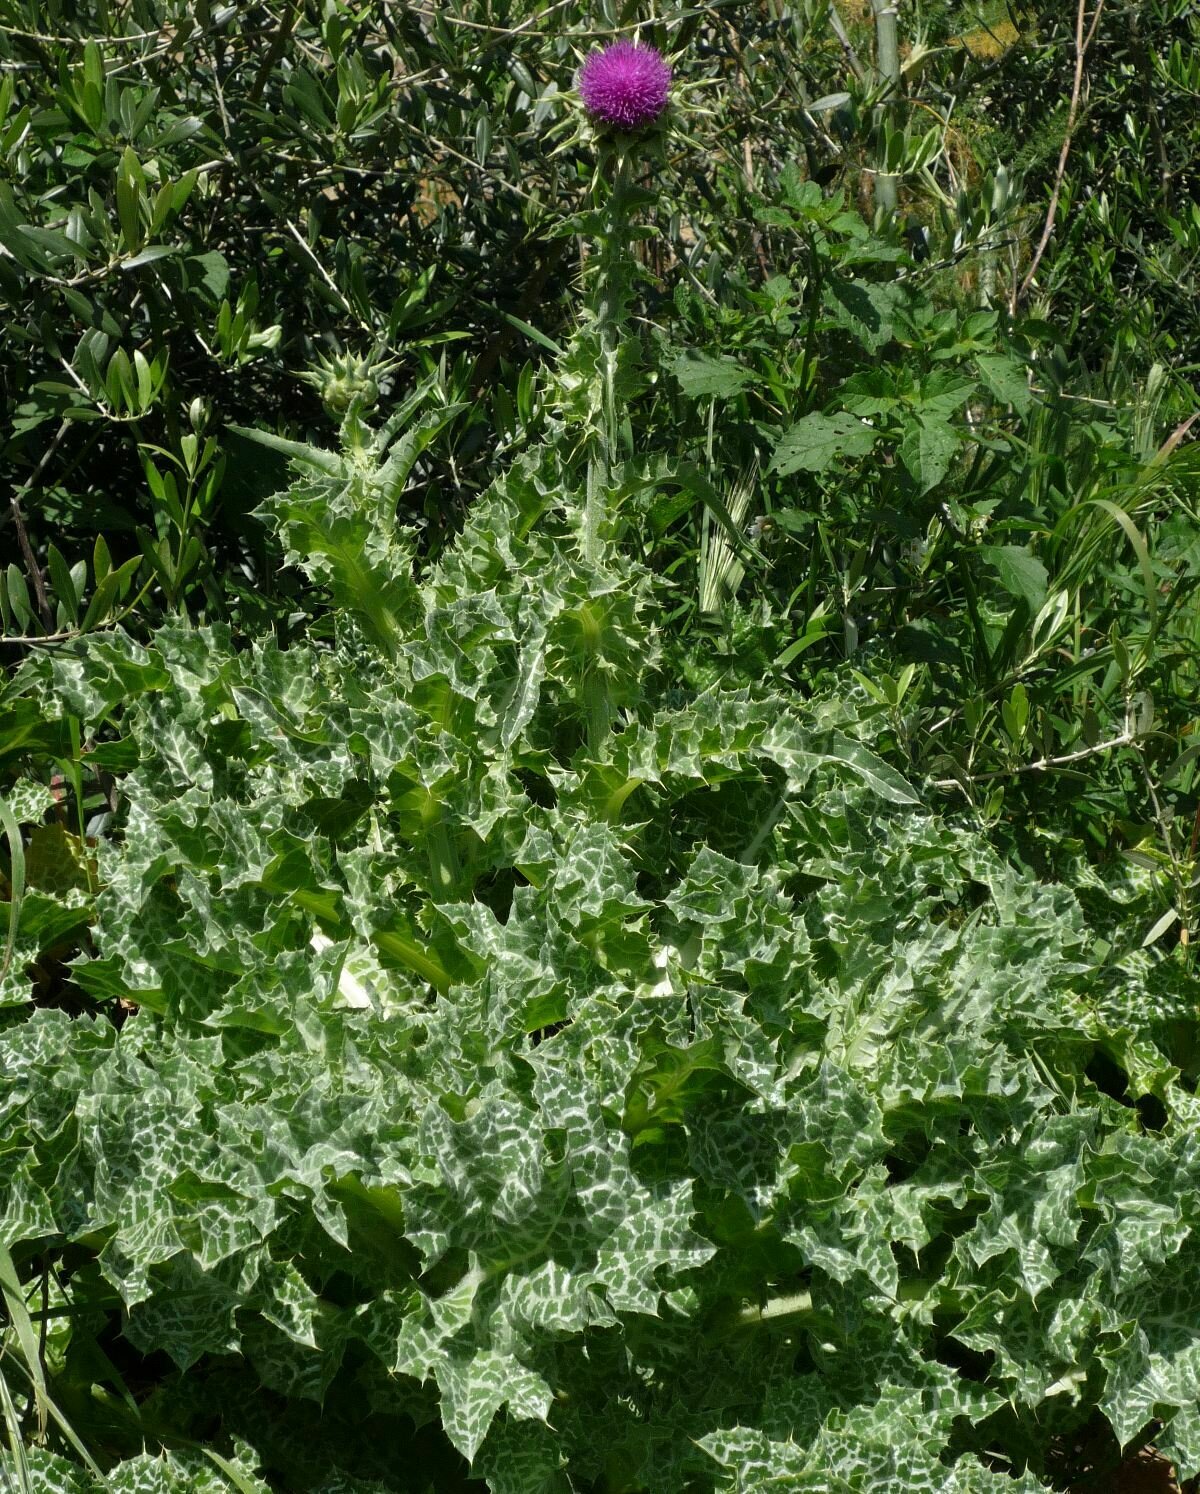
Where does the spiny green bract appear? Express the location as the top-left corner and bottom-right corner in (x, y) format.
(2, 413), (1198, 1494)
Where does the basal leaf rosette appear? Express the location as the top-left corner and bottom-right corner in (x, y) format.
(6, 356), (1200, 1494)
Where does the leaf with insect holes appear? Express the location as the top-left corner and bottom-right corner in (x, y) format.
(670, 351), (755, 400)
(770, 410), (877, 475)
(983, 544), (1049, 612)
(899, 415), (959, 492)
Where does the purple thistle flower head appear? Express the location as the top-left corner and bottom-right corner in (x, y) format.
(578, 40), (671, 131)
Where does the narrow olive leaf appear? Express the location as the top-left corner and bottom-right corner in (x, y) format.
(4, 566), (33, 633)
(475, 300), (564, 357)
(80, 558), (141, 631)
(114, 161), (142, 253)
(1142, 907), (1180, 947)
(1164, 743), (1200, 783)
(807, 91), (851, 111)
(1002, 682), (1029, 741)
(776, 610), (836, 668)
(119, 244), (179, 270)
(45, 544), (80, 626)
(92, 535), (111, 586)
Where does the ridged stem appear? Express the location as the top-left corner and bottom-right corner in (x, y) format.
(424, 808), (460, 896)
(870, 0), (900, 216)
(578, 599), (610, 757)
(583, 143), (632, 566)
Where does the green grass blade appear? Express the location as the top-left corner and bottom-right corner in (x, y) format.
(0, 1362), (34, 1494)
(0, 1355), (111, 1489)
(1057, 496), (1158, 636)
(0, 1248), (44, 1442)
(204, 1448), (264, 1493)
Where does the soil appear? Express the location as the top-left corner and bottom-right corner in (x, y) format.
(1082, 1448), (1189, 1493)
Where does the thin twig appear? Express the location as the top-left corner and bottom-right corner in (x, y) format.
(727, 21), (772, 284)
(2, 627), (95, 644)
(8, 419), (72, 629)
(247, 0), (301, 105)
(437, 0), (576, 39)
(1, 578), (155, 647)
(283, 219), (373, 333)
(435, 0), (710, 40)
(8, 494), (51, 628)
(0, 249), (126, 289)
(933, 731), (1137, 789)
(202, 34), (233, 142)
(1015, 0), (1105, 307)
(0, 21), (165, 43)
(12, 419), (71, 502)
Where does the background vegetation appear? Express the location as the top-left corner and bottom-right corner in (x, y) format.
(2, 2), (1199, 1491)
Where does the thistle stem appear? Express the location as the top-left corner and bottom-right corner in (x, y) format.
(578, 599), (611, 756)
(870, 0), (900, 217)
(425, 810), (460, 896)
(583, 668), (611, 758)
(584, 144), (632, 566)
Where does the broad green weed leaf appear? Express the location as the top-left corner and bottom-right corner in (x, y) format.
(770, 410), (877, 476)
(983, 544), (1050, 612)
(825, 276), (905, 351)
(670, 351), (754, 400)
(899, 415), (959, 492)
(976, 352), (1032, 413)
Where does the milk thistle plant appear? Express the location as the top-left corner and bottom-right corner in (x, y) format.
(10, 18), (1200, 1494)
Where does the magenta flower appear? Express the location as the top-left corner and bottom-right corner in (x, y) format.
(578, 40), (671, 131)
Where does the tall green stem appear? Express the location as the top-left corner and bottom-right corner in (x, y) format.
(584, 144), (632, 566)
(870, 0), (900, 217)
(424, 806), (460, 896)
(796, 234), (823, 411)
(576, 144), (635, 755)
